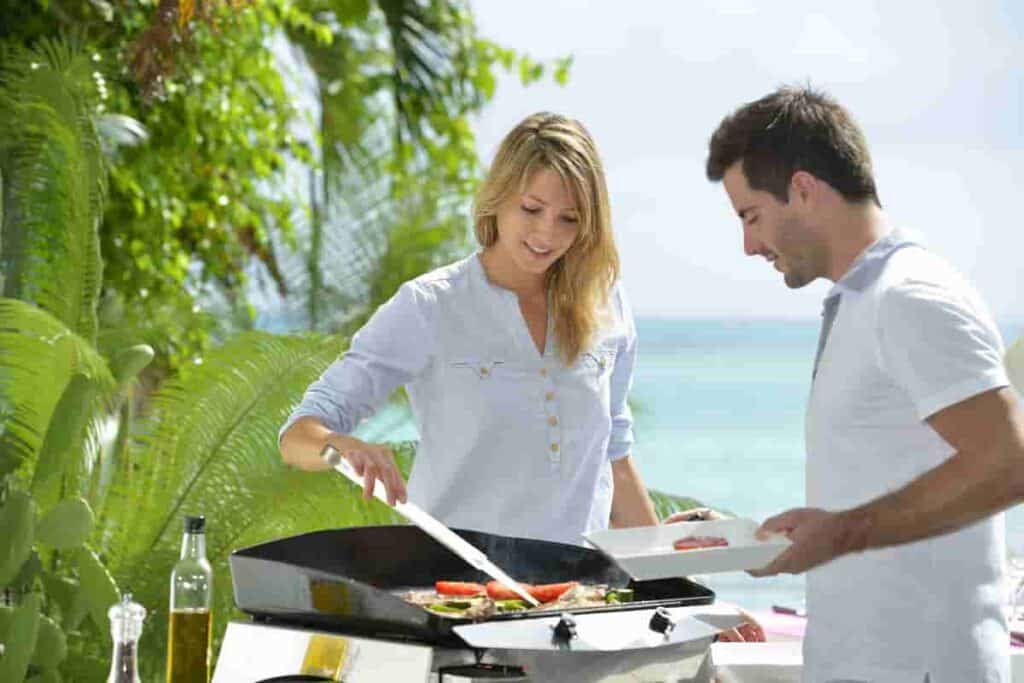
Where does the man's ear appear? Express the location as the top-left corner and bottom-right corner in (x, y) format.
(789, 171), (818, 206)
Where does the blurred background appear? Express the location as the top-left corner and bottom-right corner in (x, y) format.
(0, 0), (1020, 679)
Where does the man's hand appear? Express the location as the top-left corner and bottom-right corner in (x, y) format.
(748, 507), (870, 577)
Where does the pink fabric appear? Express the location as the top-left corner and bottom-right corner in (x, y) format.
(750, 610), (807, 639)
(754, 609), (1024, 648)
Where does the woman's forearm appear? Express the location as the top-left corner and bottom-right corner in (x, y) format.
(609, 455), (659, 527)
(279, 417), (359, 471)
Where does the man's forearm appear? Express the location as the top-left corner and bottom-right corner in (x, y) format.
(609, 455), (660, 527)
(839, 390), (1024, 552)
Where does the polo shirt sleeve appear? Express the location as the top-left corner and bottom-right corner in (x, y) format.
(876, 279), (1009, 420)
(279, 281), (436, 441)
(607, 283), (638, 461)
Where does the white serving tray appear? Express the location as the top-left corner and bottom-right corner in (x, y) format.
(584, 518), (790, 580)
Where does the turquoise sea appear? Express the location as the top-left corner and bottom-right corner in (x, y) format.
(357, 317), (1024, 612)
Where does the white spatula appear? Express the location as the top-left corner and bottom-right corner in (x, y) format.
(323, 445), (540, 607)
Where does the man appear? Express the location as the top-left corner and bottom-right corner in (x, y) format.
(705, 86), (1024, 682)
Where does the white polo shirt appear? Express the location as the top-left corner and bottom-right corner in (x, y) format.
(282, 252), (637, 546)
(804, 230), (1010, 683)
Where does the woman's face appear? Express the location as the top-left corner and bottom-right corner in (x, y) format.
(492, 167), (582, 278)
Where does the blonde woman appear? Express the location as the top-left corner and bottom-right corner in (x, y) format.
(279, 112), (659, 546)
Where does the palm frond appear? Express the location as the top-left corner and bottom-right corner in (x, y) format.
(648, 489), (719, 521)
(93, 329), (414, 679)
(95, 331), (346, 566)
(0, 298), (112, 479)
(0, 36), (106, 343)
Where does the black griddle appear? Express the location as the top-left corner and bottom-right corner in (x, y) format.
(230, 526), (715, 647)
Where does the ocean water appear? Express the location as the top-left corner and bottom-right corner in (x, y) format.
(356, 317), (1024, 612)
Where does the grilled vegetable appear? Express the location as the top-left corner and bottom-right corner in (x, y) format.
(435, 581), (486, 597)
(486, 580), (533, 601)
(604, 588), (635, 604)
(494, 599), (530, 612)
(529, 582), (578, 603)
(427, 603), (468, 614)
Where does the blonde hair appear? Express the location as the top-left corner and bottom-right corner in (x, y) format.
(473, 112), (619, 366)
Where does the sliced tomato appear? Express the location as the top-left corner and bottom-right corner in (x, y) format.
(486, 580), (533, 600)
(673, 536), (729, 551)
(528, 582), (578, 603)
(435, 581), (486, 597)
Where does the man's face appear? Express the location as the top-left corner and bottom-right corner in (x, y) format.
(722, 162), (824, 289)
(493, 167), (581, 277)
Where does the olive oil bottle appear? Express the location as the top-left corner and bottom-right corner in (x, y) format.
(166, 515), (213, 683)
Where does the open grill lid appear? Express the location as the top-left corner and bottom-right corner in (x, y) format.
(229, 526), (715, 648)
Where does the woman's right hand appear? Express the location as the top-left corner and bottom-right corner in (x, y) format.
(338, 438), (408, 506)
(662, 507), (726, 524)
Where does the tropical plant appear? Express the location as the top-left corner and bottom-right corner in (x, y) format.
(2, 0), (570, 372)
(0, 37), (154, 682)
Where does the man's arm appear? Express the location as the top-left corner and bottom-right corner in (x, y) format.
(610, 455), (660, 528)
(753, 387), (1024, 575)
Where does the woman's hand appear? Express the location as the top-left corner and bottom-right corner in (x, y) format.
(662, 507), (726, 524)
(716, 617), (767, 643)
(339, 438), (408, 506)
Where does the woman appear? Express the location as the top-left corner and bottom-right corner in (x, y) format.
(279, 112), (659, 546)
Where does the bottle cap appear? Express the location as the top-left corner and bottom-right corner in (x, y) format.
(108, 592), (146, 643)
(184, 515), (206, 534)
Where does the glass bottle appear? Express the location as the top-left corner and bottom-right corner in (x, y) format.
(107, 592), (146, 683)
(166, 514), (213, 683)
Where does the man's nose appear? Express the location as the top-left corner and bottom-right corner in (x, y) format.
(743, 225), (764, 256)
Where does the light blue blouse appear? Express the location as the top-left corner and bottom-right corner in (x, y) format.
(282, 252), (637, 546)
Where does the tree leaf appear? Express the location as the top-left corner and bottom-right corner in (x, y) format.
(108, 344), (155, 385)
(75, 546), (118, 629)
(10, 550), (42, 590)
(30, 613), (67, 668)
(0, 489), (35, 585)
(36, 498), (94, 550)
(0, 593), (41, 682)
(30, 375), (99, 513)
(42, 574), (78, 620)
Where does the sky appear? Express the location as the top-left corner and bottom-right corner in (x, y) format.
(468, 0), (1023, 321)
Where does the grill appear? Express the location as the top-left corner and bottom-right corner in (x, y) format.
(214, 526), (739, 682)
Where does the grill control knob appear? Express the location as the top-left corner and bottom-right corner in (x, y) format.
(649, 607), (676, 635)
(551, 613), (578, 644)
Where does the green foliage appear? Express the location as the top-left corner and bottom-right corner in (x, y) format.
(0, 4), (582, 682)
(35, 497), (94, 550)
(0, 490), (35, 585)
(95, 330), (412, 680)
(648, 489), (707, 522)
(0, 36), (106, 343)
(0, 594), (41, 682)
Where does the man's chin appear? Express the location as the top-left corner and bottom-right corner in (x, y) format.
(783, 270), (815, 289)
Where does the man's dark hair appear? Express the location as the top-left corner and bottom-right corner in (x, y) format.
(706, 86), (881, 207)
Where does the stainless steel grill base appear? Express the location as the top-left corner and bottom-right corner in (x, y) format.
(213, 621), (717, 682)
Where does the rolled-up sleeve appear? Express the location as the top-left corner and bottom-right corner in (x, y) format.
(606, 284), (638, 461)
(279, 282), (435, 441)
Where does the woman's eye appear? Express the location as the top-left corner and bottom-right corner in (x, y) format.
(561, 215), (579, 224)
(521, 205), (541, 214)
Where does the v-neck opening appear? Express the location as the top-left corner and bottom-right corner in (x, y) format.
(473, 252), (550, 360)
